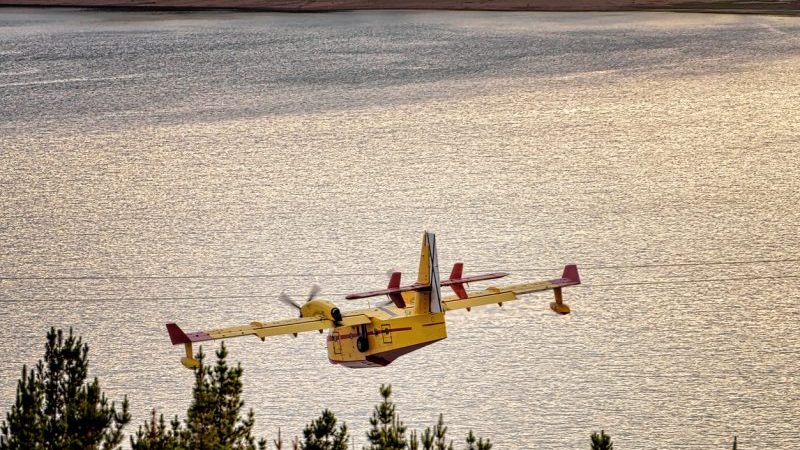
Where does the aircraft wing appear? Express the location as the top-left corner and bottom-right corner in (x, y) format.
(166, 311), (371, 368)
(442, 264), (580, 311)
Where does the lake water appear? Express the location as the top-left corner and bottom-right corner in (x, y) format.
(1, 8), (799, 449)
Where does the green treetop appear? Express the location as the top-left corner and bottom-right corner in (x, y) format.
(130, 343), (266, 450)
(365, 385), (407, 450)
(0, 328), (130, 450)
(590, 430), (613, 450)
(365, 386), (490, 450)
(300, 408), (348, 450)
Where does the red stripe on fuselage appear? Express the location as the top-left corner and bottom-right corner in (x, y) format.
(327, 327), (413, 342)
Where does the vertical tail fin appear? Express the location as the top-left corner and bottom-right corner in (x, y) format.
(415, 231), (443, 314)
(448, 262), (468, 299)
(449, 262), (463, 280)
(387, 272), (406, 308)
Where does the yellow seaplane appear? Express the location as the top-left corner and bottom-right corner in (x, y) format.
(166, 232), (580, 369)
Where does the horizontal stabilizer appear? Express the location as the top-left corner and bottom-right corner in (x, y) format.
(441, 263), (508, 299)
(346, 264), (509, 302)
(440, 271), (509, 287)
(166, 323), (211, 345)
(345, 281), (428, 300)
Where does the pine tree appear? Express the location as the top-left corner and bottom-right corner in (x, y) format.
(590, 430), (613, 450)
(430, 415), (452, 450)
(408, 430), (419, 450)
(0, 366), (44, 450)
(129, 344), (266, 450)
(364, 387), (489, 450)
(464, 430), (491, 450)
(300, 409), (348, 450)
(420, 427), (433, 450)
(365, 385), (407, 450)
(180, 344), (267, 450)
(129, 409), (182, 450)
(0, 328), (130, 450)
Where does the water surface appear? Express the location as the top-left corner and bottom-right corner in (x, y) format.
(1, 8), (799, 449)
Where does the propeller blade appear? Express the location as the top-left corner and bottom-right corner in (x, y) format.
(307, 283), (321, 302)
(278, 293), (302, 311)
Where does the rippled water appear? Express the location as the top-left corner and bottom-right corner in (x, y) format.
(1, 8), (799, 449)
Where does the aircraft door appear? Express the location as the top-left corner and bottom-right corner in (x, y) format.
(332, 331), (342, 354)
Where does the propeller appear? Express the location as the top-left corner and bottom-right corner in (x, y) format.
(278, 292), (302, 311)
(307, 283), (321, 302)
(279, 283), (321, 313)
(278, 283), (342, 337)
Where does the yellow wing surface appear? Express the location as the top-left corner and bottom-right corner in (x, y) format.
(442, 264), (580, 313)
(166, 309), (371, 368)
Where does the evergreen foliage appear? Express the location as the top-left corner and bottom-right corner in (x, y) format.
(464, 430), (491, 450)
(408, 431), (418, 450)
(272, 428), (299, 450)
(130, 344), (266, 450)
(0, 332), (584, 450)
(365, 385), (407, 450)
(299, 409), (348, 450)
(0, 328), (130, 450)
(430, 414), (451, 450)
(367, 387), (489, 450)
(590, 430), (613, 450)
(410, 414), (452, 450)
(129, 409), (182, 450)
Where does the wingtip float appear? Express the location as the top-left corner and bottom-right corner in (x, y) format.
(167, 231), (580, 369)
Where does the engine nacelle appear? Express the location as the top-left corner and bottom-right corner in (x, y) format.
(300, 299), (343, 323)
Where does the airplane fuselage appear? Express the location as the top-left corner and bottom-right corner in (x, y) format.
(326, 306), (447, 368)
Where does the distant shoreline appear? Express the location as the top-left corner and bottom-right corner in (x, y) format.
(1, 0), (798, 14)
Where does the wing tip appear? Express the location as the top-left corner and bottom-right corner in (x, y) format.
(562, 264), (580, 284)
(166, 322), (190, 345)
